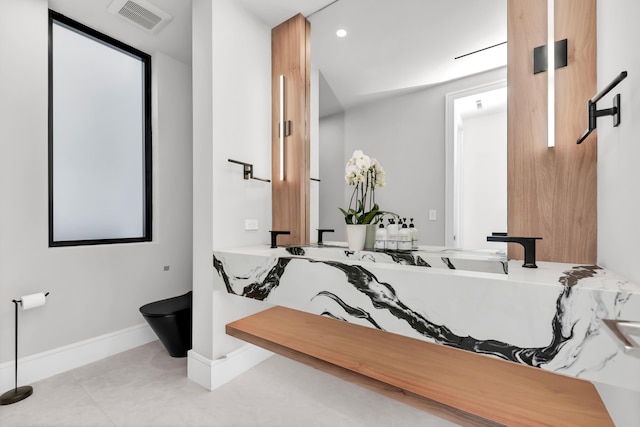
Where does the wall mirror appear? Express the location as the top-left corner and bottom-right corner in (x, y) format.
(308, 0), (507, 248)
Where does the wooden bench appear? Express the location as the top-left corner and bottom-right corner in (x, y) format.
(226, 306), (613, 427)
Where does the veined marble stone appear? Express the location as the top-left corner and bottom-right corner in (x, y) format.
(213, 246), (640, 392)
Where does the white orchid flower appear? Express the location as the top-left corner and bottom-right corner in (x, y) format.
(340, 150), (389, 224)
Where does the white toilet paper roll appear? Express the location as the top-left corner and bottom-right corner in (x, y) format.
(20, 292), (46, 310)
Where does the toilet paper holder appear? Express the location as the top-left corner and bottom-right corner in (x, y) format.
(0, 292), (50, 405)
(15, 292), (50, 309)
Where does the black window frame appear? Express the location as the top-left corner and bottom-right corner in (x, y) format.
(48, 10), (152, 247)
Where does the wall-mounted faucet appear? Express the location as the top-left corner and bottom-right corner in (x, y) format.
(317, 229), (334, 245)
(487, 232), (542, 268)
(270, 230), (290, 248)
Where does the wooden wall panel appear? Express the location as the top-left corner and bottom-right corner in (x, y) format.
(507, 0), (596, 264)
(271, 14), (311, 245)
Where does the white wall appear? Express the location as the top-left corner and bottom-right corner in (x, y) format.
(191, 0), (215, 362)
(597, 1), (640, 286)
(0, 0), (193, 367)
(595, 4), (640, 426)
(331, 67), (507, 245)
(319, 112), (347, 240)
(191, 0), (273, 362)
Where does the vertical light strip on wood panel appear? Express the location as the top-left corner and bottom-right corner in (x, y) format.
(279, 74), (285, 181)
(547, 0), (555, 147)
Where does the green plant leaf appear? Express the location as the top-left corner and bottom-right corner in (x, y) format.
(339, 207), (355, 224)
(361, 207), (379, 224)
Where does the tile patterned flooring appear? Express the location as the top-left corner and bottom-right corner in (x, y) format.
(0, 341), (459, 427)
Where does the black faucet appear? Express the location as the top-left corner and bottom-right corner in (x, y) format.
(317, 229), (335, 245)
(270, 230), (290, 248)
(486, 232), (542, 268)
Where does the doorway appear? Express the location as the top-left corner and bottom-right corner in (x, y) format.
(445, 81), (507, 250)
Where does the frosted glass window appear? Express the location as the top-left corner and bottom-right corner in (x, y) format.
(49, 12), (151, 246)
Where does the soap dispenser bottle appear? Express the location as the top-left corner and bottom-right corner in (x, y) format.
(398, 218), (412, 250)
(409, 218), (419, 250)
(375, 222), (387, 251)
(386, 218), (398, 251)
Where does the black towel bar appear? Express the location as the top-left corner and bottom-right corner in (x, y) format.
(228, 159), (271, 182)
(577, 71), (628, 145)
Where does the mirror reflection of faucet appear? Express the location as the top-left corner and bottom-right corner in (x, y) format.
(487, 232), (542, 268)
(316, 229), (334, 245)
(270, 230), (290, 248)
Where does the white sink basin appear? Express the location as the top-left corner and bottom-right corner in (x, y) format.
(272, 244), (508, 275)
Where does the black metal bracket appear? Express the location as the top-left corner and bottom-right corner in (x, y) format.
(577, 71), (628, 144)
(533, 39), (568, 74)
(228, 159), (270, 182)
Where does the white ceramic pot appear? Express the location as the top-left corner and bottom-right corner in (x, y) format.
(345, 224), (368, 251)
(364, 224), (377, 250)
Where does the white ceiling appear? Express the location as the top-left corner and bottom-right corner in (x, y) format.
(49, 0), (193, 65)
(234, 0), (330, 27)
(307, 0), (507, 114)
(48, 0), (507, 115)
(237, 0), (507, 116)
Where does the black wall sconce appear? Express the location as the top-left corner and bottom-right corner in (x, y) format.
(533, 39), (568, 74)
(576, 71), (628, 145)
(228, 159), (271, 182)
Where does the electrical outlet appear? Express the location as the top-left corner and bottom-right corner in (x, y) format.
(429, 210), (437, 221)
(245, 219), (259, 230)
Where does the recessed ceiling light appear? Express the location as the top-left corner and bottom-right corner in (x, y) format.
(336, 29), (347, 38)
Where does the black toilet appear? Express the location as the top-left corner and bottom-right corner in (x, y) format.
(140, 291), (192, 357)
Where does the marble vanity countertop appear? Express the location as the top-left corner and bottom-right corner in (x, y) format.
(214, 244), (640, 391)
(219, 244), (640, 295)
(507, 260), (640, 293)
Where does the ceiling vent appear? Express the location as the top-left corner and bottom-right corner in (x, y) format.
(107, 0), (173, 34)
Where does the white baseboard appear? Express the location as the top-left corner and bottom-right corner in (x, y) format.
(188, 344), (273, 390)
(0, 322), (157, 391)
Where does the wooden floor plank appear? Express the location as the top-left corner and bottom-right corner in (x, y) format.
(226, 306), (613, 427)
